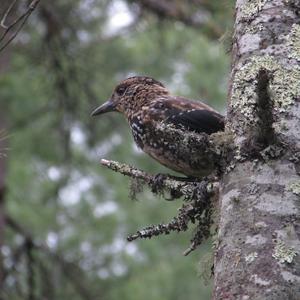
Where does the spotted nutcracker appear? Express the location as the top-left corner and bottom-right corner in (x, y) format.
(91, 76), (224, 177)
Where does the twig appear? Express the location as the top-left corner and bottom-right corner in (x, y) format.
(100, 159), (219, 255)
(183, 209), (212, 256)
(127, 202), (194, 241)
(0, 0), (18, 29)
(0, 0), (41, 52)
(101, 158), (205, 200)
(123, 175), (214, 255)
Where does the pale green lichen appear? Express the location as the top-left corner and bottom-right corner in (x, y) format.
(231, 55), (300, 125)
(272, 240), (297, 263)
(272, 120), (289, 132)
(245, 251), (258, 263)
(287, 24), (300, 61)
(287, 181), (300, 195)
(270, 66), (300, 111)
(245, 24), (265, 34)
(212, 235), (220, 250)
(240, 0), (267, 18)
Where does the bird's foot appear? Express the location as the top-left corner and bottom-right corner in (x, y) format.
(150, 173), (201, 196)
(151, 173), (168, 194)
(172, 175), (201, 182)
(160, 174), (202, 183)
(150, 173), (181, 200)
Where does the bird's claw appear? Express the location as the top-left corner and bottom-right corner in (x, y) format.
(150, 173), (199, 195)
(151, 173), (168, 194)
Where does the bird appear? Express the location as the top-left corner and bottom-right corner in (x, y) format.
(91, 76), (224, 177)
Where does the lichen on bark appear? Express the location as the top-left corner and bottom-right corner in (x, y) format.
(231, 55), (300, 121)
(287, 23), (300, 60)
(214, 0), (300, 299)
(239, 0), (268, 19)
(272, 240), (297, 264)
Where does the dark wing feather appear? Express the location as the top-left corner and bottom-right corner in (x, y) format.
(150, 97), (224, 134)
(165, 109), (224, 134)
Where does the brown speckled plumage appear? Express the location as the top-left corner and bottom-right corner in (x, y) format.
(92, 76), (224, 176)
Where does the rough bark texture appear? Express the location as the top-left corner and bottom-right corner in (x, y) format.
(214, 1), (300, 299)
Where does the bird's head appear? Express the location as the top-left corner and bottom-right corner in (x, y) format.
(91, 76), (168, 118)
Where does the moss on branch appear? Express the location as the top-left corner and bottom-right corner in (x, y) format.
(100, 119), (230, 254)
(101, 158), (217, 255)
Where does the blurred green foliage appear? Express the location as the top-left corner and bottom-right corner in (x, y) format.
(1, 0), (233, 299)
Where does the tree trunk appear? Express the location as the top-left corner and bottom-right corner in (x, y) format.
(213, 1), (300, 299)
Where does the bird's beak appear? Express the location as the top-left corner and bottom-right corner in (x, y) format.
(91, 99), (116, 116)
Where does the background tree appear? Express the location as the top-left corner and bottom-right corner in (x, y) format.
(0, 0), (18, 289)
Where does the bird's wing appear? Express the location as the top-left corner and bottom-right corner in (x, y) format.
(150, 96), (225, 135)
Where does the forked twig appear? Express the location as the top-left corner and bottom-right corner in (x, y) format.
(0, 0), (41, 52)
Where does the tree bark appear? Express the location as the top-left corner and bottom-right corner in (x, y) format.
(214, 1), (300, 299)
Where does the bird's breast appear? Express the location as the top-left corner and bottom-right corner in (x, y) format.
(129, 116), (147, 149)
(141, 132), (211, 177)
(129, 117), (212, 177)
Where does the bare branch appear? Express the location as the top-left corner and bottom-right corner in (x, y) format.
(0, 0), (41, 53)
(0, 0), (18, 29)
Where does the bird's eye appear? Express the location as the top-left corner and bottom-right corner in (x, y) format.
(116, 86), (126, 96)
